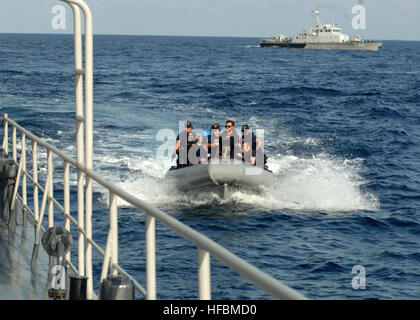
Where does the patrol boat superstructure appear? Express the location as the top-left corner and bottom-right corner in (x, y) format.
(260, 10), (382, 51)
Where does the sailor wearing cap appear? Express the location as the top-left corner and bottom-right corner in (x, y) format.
(241, 124), (267, 166)
(173, 121), (200, 167)
(208, 123), (222, 160)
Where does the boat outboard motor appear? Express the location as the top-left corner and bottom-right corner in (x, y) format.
(41, 226), (73, 300)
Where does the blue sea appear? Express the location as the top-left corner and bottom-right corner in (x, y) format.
(0, 33), (420, 299)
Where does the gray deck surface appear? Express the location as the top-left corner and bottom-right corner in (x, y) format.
(0, 210), (49, 300)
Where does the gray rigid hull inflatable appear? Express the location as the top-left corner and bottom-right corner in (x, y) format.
(166, 162), (273, 196)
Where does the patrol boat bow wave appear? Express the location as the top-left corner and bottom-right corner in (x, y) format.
(260, 10), (382, 51)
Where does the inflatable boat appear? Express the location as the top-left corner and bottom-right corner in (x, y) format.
(166, 161), (273, 198)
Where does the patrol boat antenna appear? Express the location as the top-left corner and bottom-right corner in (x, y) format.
(312, 10), (321, 27)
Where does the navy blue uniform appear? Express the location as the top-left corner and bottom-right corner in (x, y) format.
(176, 131), (198, 166)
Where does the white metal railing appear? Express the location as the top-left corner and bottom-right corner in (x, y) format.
(64, 0), (93, 295)
(1, 114), (306, 300)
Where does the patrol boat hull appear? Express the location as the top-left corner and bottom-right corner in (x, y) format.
(166, 162), (273, 197)
(260, 41), (383, 51)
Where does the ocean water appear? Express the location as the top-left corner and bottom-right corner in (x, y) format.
(1, 33), (420, 299)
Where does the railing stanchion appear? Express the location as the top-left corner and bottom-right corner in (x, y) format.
(109, 192), (118, 276)
(47, 150), (54, 228)
(32, 141), (39, 226)
(3, 113), (8, 154)
(64, 161), (71, 265)
(10, 151), (22, 211)
(21, 133), (27, 229)
(198, 248), (211, 300)
(85, 181), (93, 300)
(21, 133), (26, 201)
(68, 1), (85, 279)
(100, 232), (112, 288)
(146, 213), (156, 300)
(61, 0), (93, 298)
(12, 126), (16, 162)
(34, 174), (50, 246)
(77, 167), (85, 277)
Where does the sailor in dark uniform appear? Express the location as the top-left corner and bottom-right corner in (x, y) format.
(241, 124), (267, 167)
(220, 120), (242, 161)
(174, 121), (200, 167)
(208, 123), (221, 161)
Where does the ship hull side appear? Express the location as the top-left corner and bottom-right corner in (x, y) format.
(260, 42), (306, 49)
(304, 42), (383, 51)
(260, 41), (382, 51)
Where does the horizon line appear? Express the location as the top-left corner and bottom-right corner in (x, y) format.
(1, 32), (419, 42)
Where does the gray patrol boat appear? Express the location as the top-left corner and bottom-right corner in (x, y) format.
(261, 10), (382, 51)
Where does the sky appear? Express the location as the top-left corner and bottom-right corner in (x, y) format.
(0, 0), (419, 40)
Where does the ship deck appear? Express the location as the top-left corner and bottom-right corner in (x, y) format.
(0, 213), (49, 300)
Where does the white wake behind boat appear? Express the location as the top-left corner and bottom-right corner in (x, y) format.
(166, 162), (274, 198)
